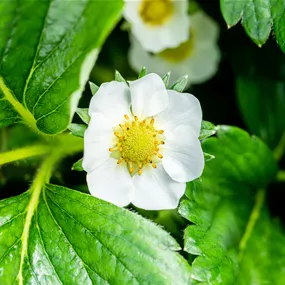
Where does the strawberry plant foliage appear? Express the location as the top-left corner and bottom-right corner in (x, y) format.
(0, 184), (192, 284)
(0, 1), (285, 284)
(179, 126), (281, 284)
(0, 0), (122, 134)
(220, 0), (285, 53)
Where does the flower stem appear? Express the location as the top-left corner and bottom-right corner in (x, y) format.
(238, 189), (265, 261)
(274, 132), (285, 161)
(17, 134), (83, 284)
(0, 145), (51, 166)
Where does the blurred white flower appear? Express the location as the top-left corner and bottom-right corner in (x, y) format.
(123, 0), (190, 53)
(129, 11), (221, 87)
(83, 73), (204, 210)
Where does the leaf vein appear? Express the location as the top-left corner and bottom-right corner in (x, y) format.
(43, 191), (107, 285)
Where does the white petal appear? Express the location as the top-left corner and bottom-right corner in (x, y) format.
(184, 45), (221, 84)
(87, 158), (134, 207)
(191, 11), (220, 47)
(88, 81), (131, 126)
(82, 113), (114, 172)
(162, 125), (204, 183)
(132, 164), (186, 210)
(129, 73), (169, 118)
(124, 0), (190, 53)
(155, 90), (202, 137)
(128, 34), (173, 76)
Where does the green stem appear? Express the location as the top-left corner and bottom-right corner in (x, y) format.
(277, 170), (285, 182)
(18, 151), (60, 285)
(17, 134), (83, 284)
(238, 189), (265, 261)
(274, 132), (285, 161)
(0, 145), (50, 166)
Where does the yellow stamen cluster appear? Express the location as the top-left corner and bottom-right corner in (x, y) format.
(109, 114), (165, 176)
(158, 29), (195, 63)
(139, 0), (174, 27)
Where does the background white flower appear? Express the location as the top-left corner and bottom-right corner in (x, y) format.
(123, 0), (190, 53)
(83, 73), (204, 210)
(128, 11), (221, 87)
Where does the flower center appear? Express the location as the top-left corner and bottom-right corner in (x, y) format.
(109, 114), (165, 176)
(139, 0), (174, 27)
(158, 30), (195, 63)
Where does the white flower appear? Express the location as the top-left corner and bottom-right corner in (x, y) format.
(123, 0), (190, 53)
(129, 11), (221, 87)
(83, 73), (204, 210)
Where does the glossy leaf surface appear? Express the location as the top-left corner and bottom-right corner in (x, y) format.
(179, 126), (277, 284)
(0, 184), (192, 284)
(220, 0), (285, 52)
(0, 0), (123, 134)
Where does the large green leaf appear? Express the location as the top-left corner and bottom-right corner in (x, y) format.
(0, 183), (192, 284)
(236, 77), (285, 149)
(236, 207), (285, 285)
(179, 126), (277, 284)
(0, 0), (123, 134)
(229, 41), (285, 149)
(220, 0), (285, 52)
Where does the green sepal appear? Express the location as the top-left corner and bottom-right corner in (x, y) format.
(162, 72), (171, 88)
(120, 21), (131, 31)
(204, 152), (215, 162)
(170, 75), (188, 92)
(115, 70), (127, 83)
(199, 121), (217, 140)
(89, 81), (99, 95)
(72, 158), (84, 171)
(76, 108), (90, 125)
(68, 124), (87, 138)
(138, 67), (147, 78)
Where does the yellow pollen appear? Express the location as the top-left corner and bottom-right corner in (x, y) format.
(110, 115), (165, 176)
(158, 29), (195, 63)
(139, 0), (174, 27)
(124, 114), (129, 120)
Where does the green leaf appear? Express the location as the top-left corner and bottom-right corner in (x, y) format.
(220, 0), (285, 52)
(236, 207), (285, 285)
(89, 81), (99, 95)
(179, 126), (277, 284)
(0, 0), (123, 134)
(0, 184), (192, 284)
(68, 123), (87, 138)
(76, 108), (90, 125)
(138, 67), (147, 78)
(236, 77), (285, 149)
(72, 158), (84, 171)
(115, 70), (127, 83)
(199, 120), (216, 141)
(170, 75), (189, 92)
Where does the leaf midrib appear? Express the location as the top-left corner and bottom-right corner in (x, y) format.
(22, 0), (52, 109)
(0, 77), (36, 130)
